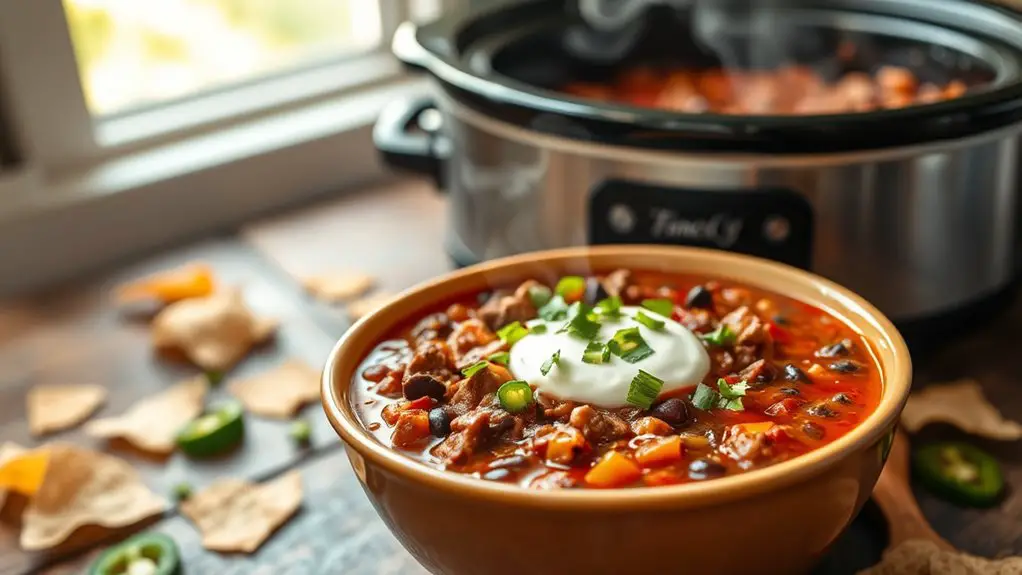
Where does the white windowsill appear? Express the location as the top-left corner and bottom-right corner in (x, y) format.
(0, 76), (433, 298)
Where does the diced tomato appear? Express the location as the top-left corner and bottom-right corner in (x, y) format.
(406, 396), (435, 411)
(766, 321), (792, 344)
(765, 425), (792, 444)
(644, 469), (684, 487)
(764, 398), (803, 418)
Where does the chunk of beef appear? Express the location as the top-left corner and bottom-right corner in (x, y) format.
(486, 406), (533, 441)
(455, 339), (508, 371)
(720, 306), (769, 346)
(447, 364), (513, 417)
(569, 405), (630, 444)
(410, 312), (452, 344)
(536, 393), (575, 422)
(477, 281), (538, 331)
(405, 341), (455, 379)
(679, 308), (715, 333)
(631, 416), (673, 436)
(719, 424), (770, 463)
(601, 269), (632, 299)
(738, 359), (774, 384)
(446, 318), (499, 362)
(391, 410), (431, 447)
(535, 424), (588, 464)
(432, 410), (492, 465)
(373, 366), (404, 397)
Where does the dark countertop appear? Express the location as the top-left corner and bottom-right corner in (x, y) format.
(0, 179), (1017, 575)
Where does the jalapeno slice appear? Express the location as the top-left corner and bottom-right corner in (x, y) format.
(89, 533), (181, 575)
(913, 442), (1004, 507)
(176, 401), (244, 458)
(497, 380), (534, 413)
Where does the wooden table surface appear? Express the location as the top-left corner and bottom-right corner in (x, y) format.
(0, 179), (1018, 575)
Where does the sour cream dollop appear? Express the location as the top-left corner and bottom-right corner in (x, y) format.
(508, 306), (711, 408)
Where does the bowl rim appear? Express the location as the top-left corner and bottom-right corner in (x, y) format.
(321, 245), (911, 511)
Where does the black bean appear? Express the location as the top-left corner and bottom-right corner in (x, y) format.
(779, 387), (801, 396)
(428, 407), (451, 437)
(783, 363), (810, 383)
(806, 403), (837, 418)
(488, 455), (527, 469)
(829, 360), (862, 373)
(584, 277), (610, 306)
(482, 468), (512, 481)
(818, 339), (853, 358)
(684, 285), (713, 309)
(831, 393), (853, 405)
(688, 459), (727, 481)
(802, 421), (826, 440)
(404, 373), (447, 401)
(772, 314), (790, 326)
(650, 398), (689, 425)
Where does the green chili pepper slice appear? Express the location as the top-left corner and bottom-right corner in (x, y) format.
(89, 533), (181, 575)
(176, 401), (244, 458)
(913, 442), (1004, 507)
(497, 380), (534, 414)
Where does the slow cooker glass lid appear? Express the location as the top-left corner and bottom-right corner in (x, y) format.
(471, 0), (1013, 117)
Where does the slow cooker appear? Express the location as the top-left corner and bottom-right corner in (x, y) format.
(373, 0), (1022, 346)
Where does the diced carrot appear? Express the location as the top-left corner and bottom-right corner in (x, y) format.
(391, 410), (431, 447)
(807, 363), (827, 378)
(116, 263), (215, 304)
(545, 427), (587, 465)
(381, 402), (406, 426)
(740, 422), (775, 435)
(585, 451), (642, 488)
(634, 436), (684, 467)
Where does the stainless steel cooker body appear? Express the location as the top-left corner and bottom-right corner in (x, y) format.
(437, 95), (1021, 323)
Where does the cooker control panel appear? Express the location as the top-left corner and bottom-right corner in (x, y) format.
(589, 180), (814, 269)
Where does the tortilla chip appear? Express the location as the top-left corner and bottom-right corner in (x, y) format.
(347, 292), (395, 320)
(857, 539), (1022, 574)
(228, 360), (320, 419)
(302, 272), (375, 303)
(85, 377), (207, 454)
(181, 470), (302, 553)
(27, 384), (107, 436)
(20, 444), (167, 550)
(151, 288), (277, 372)
(901, 379), (1022, 440)
(116, 262), (216, 304)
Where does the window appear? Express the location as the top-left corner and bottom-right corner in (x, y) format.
(0, 0), (445, 296)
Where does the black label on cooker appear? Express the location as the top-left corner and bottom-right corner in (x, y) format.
(589, 180), (814, 269)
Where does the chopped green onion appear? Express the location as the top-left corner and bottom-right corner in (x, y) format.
(691, 379), (748, 411)
(558, 302), (601, 340)
(555, 276), (586, 300)
(172, 482), (193, 501)
(608, 327), (655, 363)
(641, 299), (674, 317)
(487, 351), (510, 365)
(205, 371), (224, 386)
(497, 380), (534, 413)
(596, 296), (623, 318)
(634, 310), (665, 331)
(582, 341), (611, 364)
(289, 419), (312, 445)
(691, 383), (718, 411)
(461, 361), (489, 378)
(497, 321), (530, 347)
(529, 324), (548, 335)
(626, 370), (664, 409)
(701, 324), (736, 346)
(538, 295), (570, 321)
(540, 350), (561, 376)
(528, 284), (553, 308)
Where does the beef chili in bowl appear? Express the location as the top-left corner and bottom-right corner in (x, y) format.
(322, 246), (911, 575)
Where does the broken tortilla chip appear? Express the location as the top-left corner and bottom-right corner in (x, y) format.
(302, 272), (375, 303)
(228, 360), (320, 419)
(181, 470), (302, 553)
(85, 377), (207, 454)
(901, 379), (1022, 441)
(116, 262), (216, 304)
(20, 444), (166, 551)
(28, 384), (107, 436)
(151, 288), (277, 372)
(857, 539), (1022, 574)
(347, 292), (395, 320)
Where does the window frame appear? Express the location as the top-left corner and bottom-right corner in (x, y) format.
(0, 0), (444, 297)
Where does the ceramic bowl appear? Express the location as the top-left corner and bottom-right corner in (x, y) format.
(322, 246), (911, 575)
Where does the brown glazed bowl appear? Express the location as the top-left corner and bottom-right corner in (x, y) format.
(322, 246), (911, 575)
